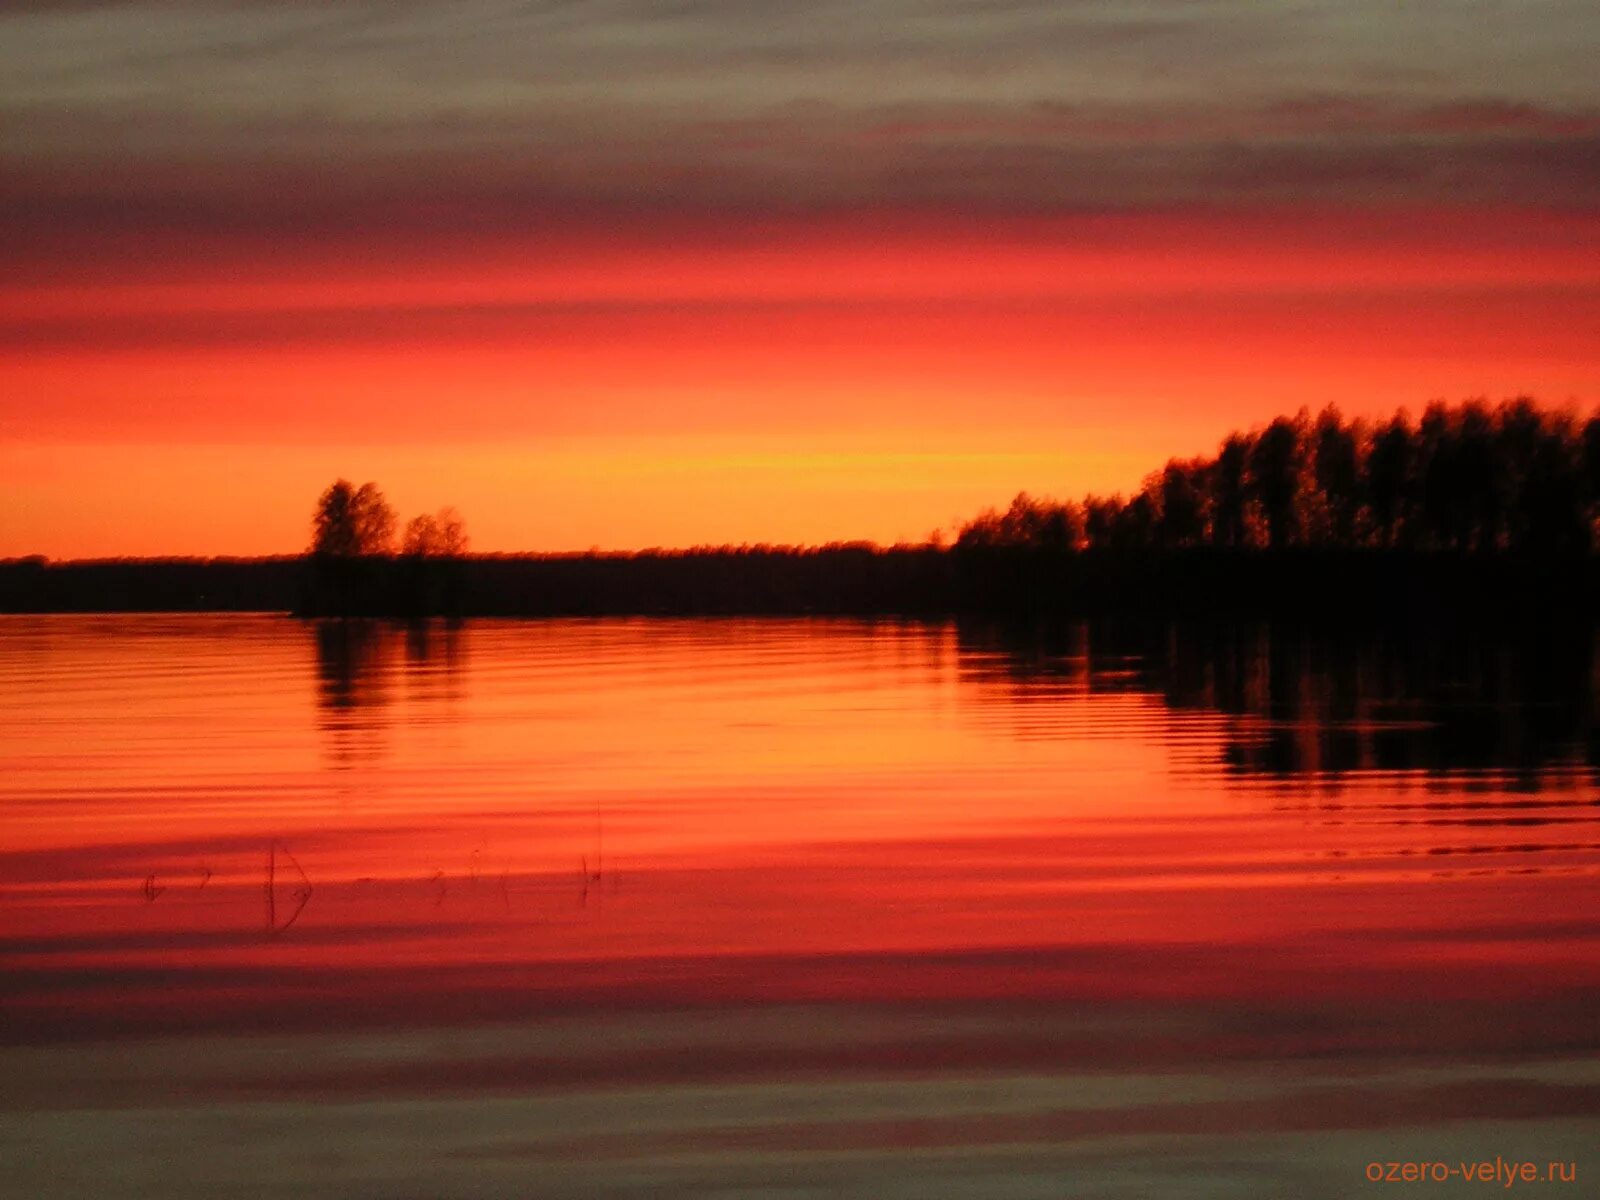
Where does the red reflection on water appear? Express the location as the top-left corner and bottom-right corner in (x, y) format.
(2, 615), (1598, 1065)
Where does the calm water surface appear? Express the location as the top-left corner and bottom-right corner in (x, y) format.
(1, 615), (1597, 1198)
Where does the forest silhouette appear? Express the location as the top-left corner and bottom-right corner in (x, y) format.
(957, 398), (1599, 554)
(6, 398), (1600, 620)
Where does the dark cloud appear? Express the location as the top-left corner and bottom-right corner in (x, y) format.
(6, 284), (1599, 355)
(1, 0), (1596, 280)
(4, 0), (1594, 118)
(3, 106), (1598, 283)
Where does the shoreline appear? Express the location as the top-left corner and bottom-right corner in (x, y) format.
(2, 548), (1597, 622)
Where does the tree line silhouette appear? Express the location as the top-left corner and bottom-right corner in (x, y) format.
(957, 399), (1600, 554)
(6, 398), (1600, 619)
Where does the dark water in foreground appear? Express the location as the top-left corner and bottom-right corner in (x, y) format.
(1, 615), (1596, 1198)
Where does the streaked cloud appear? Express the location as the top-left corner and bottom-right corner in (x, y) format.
(4, 0), (1597, 276)
(2, 0), (1597, 554)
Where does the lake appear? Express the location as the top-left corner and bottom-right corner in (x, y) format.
(1, 614), (1596, 1198)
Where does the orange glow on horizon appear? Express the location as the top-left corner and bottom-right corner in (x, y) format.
(4, 207), (1598, 557)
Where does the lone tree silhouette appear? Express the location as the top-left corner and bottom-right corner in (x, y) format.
(311, 480), (395, 558)
(305, 480), (396, 616)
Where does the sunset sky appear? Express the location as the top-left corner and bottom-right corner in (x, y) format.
(3, 0), (1598, 556)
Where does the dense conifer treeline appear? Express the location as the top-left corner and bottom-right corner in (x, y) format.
(957, 400), (1600, 554)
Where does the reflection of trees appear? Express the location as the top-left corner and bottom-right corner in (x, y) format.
(958, 619), (1599, 783)
(314, 620), (396, 767)
(403, 619), (466, 707)
(1166, 624), (1597, 783)
(312, 619), (465, 765)
(315, 620), (395, 711)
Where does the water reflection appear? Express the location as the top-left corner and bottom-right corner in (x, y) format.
(4, 608), (1600, 1186)
(313, 619), (463, 765)
(957, 619), (1600, 783)
(307, 615), (1600, 791)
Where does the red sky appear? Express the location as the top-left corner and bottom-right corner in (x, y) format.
(3, 2), (1598, 556)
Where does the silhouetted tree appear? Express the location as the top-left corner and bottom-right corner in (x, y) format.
(306, 480), (397, 616)
(1583, 416), (1600, 547)
(1311, 406), (1360, 546)
(312, 480), (395, 558)
(1246, 414), (1305, 550)
(1210, 435), (1249, 548)
(396, 506), (471, 616)
(1082, 495), (1123, 549)
(402, 507), (469, 558)
(1501, 401), (1583, 553)
(1155, 460), (1207, 547)
(1111, 492), (1157, 548)
(1365, 412), (1412, 547)
(1418, 401), (1499, 550)
(956, 494), (1083, 551)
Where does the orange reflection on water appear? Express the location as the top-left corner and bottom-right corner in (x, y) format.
(3, 615), (1598, 1054)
